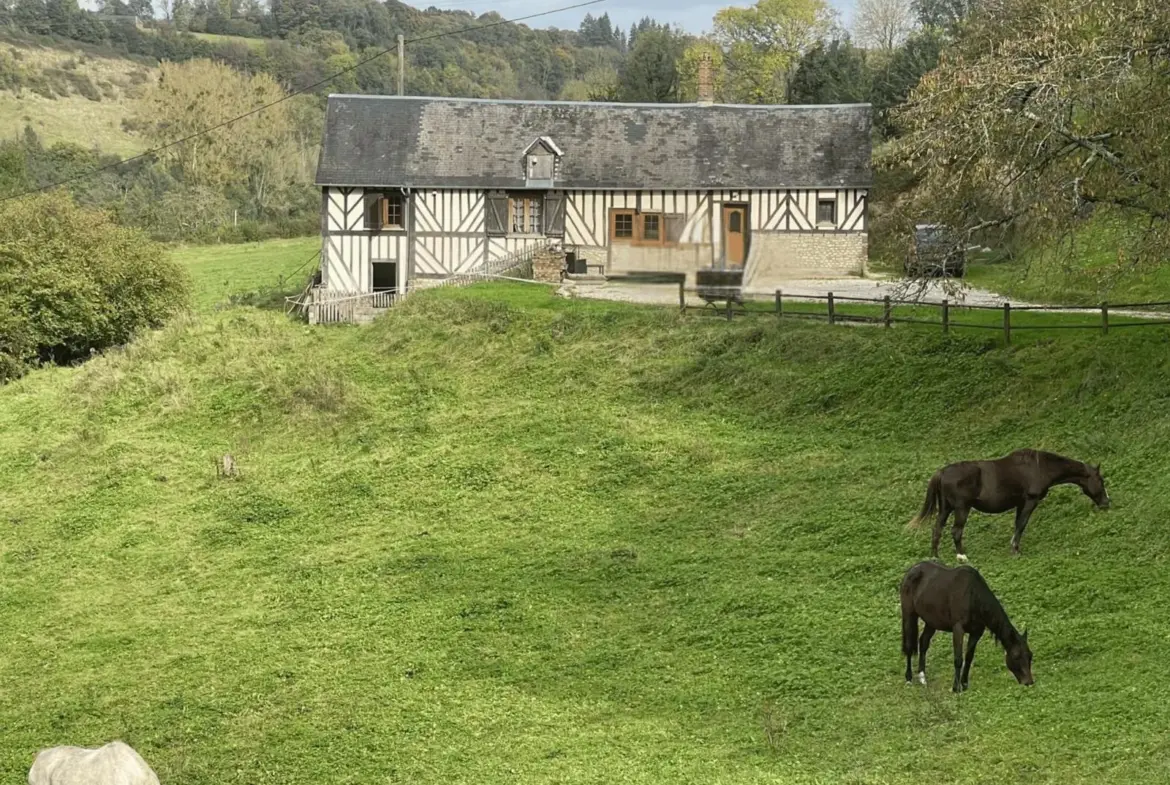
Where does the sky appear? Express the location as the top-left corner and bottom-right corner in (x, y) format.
(423, 0), (858, 37)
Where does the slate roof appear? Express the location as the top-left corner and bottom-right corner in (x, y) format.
(315, 95), (872, 191)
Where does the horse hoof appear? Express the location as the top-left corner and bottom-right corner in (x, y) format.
(956, 554), (969, 563)
(917, 673), (927, 685)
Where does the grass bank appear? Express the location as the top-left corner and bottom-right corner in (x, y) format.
(1, 250), (1169, 784)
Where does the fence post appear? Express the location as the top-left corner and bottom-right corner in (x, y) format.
(827, 292), (835, 325)
(1101, 302), (1109, 334)
(883, 295), (891, 328)
(942, 299), (950, 334)
(1003, 302), (1012, 345)
(776, 289), (782, 319)
(679, 280), (685, 312)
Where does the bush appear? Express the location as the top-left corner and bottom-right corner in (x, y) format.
(0, 192), (192, 382)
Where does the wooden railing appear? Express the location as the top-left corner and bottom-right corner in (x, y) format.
(291, 241), (552, 325)
(681, 289), (1170, 345)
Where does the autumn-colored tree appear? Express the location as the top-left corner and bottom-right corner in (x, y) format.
(891, 0), (1170, 273)
(712, 0), (836, 103)
(136, 58), (312, 217)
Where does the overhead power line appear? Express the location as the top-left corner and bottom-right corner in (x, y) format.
(0, 0), (606, 204)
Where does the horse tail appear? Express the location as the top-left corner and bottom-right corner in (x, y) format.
(907, 471), (942, 529)
(900, 565), (927, 656)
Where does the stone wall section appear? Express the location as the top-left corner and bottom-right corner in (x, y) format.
(744, 232), (868, 291)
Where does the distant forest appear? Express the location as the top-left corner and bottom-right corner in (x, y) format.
(0, 0), (952, 251)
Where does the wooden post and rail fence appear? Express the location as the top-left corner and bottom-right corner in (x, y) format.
(703, 289), (1170, 344)
(604, 273), (1170, 344)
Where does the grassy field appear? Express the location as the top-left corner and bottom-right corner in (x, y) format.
(171, 237), (320, 311)
(2, 241), (1170, 784)
(0, 40), (153, 155)
(965, 216), (1170, 306)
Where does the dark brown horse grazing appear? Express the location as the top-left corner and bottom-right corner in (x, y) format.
(900, 560), (1034, 693)
(909, 448), (1110, 561)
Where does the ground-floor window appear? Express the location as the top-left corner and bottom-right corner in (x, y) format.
(372, 261), (397, 291)
(609, 208), (685, 246)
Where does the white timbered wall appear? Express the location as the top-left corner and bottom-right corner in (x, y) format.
(565, 191), (712, 247)
(412, 190), (486, 275)
(320, 185), (868, 294)
(322, 187), (408, 293)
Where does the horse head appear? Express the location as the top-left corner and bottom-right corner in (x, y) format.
(1081, 463), (1110, 509)
(1006, 628), (1034, 686)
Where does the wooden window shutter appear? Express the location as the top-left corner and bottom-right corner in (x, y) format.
(543, 193), (565, 236)
(364, 192), (383, 230)
(485, 192), (508, 236)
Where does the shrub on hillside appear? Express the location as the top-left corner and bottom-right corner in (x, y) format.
(0, 192), (192, 382)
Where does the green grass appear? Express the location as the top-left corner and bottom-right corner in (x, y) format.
(189, 31), (271, 50)
(966, 215), (1170, 306)
(0, 40), (153, 156)
(0, 92), (144, 156)
(2, 242), (1170, 784)
(171, 236), (320, 311)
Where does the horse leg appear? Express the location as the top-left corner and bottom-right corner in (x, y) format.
(960, 629), (983, 691)
(1011, 499), (1039, 556)
(903, 611), (918, 683)
(952, 506), (971, 563)
(931, 501), (952, 559)
(917, 627), (935, 685)
(952, 624), (965, 693)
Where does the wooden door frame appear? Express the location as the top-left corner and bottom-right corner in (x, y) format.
(721, 202), (750, 269)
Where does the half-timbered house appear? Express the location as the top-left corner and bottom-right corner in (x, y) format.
(313, 71), (872, 299)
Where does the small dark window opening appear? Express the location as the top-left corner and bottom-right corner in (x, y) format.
(372, 261), (397, 292)
(816, 198), (837, 225)
(728, 212), (742, 233)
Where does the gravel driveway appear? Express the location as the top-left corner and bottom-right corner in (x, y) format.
(566, 275), (1170, 320)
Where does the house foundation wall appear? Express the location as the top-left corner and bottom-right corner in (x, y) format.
(743, 232), (869, 290)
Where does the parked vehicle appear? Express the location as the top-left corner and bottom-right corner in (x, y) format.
(906, 224), (966, 278)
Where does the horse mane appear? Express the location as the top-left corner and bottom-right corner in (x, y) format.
(1013, 448), (1088, 478)
(968, 570), (1021, 649)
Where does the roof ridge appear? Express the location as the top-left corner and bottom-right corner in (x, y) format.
(326, 93), (873, 110)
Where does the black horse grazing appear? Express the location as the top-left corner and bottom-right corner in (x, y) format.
(909, 448), (1110, 561)
(900, 560), (1034, 693)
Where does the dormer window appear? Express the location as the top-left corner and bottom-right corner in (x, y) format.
(523, 136), (563, 187)
(528, 153), (554, 181)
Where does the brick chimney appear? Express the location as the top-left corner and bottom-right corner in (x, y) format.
(697, 51), (714, 106)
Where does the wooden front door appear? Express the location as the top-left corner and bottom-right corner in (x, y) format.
(722, 205), (747, 267)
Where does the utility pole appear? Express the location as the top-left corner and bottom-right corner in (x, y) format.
(397, 34), (404, 96)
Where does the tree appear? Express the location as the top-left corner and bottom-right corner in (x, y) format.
(578, 12), (622, 49)
(711, 0), (836, 103)
(618, 27), (687, 103)
(869, 28), (942, 137)
(789, 37), (869, 104)
(853, 0), (916, 51)
(0, 192), (191, 381)
(891, 0), (1170, 275)
(911, 0), (979, 31)
(136, 59), (307, 217)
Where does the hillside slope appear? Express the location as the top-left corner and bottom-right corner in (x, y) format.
(1, 281), (1169, 784)
(0, 38), (152, 154)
